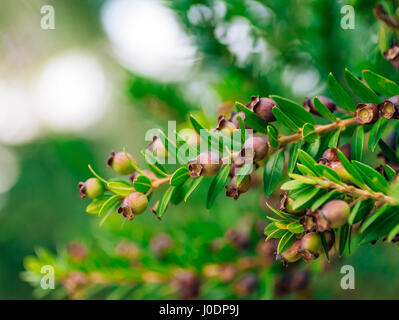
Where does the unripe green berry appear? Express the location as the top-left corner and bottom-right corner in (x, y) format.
(298, 232), (322, 261)
(78, 178), (105, 199)
(189, 152), (222, 178)
(318, 200), (350, 231)
(225, 175), (251, 200)
(118, 192), (148, 220)
(276, 240), (301, 266)
(107, 151), (138, 175)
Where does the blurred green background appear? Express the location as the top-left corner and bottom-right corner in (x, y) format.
(1, 0), (399, 299)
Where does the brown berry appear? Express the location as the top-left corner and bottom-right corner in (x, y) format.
(303, 96), (336, 117)
(355, 103), (379, 124)
(318, 200), (350, 231)
(188, 152), (222, 178)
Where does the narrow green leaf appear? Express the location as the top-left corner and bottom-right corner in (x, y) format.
(344, 68), (381, 105)
(86, 195), (112, 214)
(327, 73), (356, 113)
(313, 97), (337, 122)
(348, 199), (374, 225)
(320, 232), (330, 261)
(297, 149), (319, 175)
(336, 149), (365, 188)
(314, 164), (341, 184)
(108, 181), (134, 196)
(170, 167), (190, 187)
(88, 164), (108, 184)
(277, 232), (296, 254)
(183, 177), (204, 202)
(328, 127), (342, 149)
(311, 190), (342, 211)
(270, 95), (315, 126)
(368, 117), (389, 152)
(266, 228), (288, 240)
(206, 165), (231, 209)
(351, 126), (364, 161)
(287, 222), (305, 234)
(281, 180), (307, 191)
(362, 70), (399, 97)
(272, 106), (299, 132)
(302, 123), (318, 144)
(235, 102), (268, 133)
(98, 194), (121, 218)
(292, 188), (325, 210)
(235, 163), (254, 187)
(288, 140), (301, 173)
(352, 160), (390, 194)
(141, 149), (168, 177)
(378, 139), (399, 164)
(288, 173), (317, 185)
(267, 125), (279, 149)
(265, 202), (298, 221)
(387, 223), (399, 242)
(157, 186), (175, 218)
(338, 224), (349, 256)
(264, 222), (278, 236)
(384, 165), (397, 182)
(264, 149), (285, 197)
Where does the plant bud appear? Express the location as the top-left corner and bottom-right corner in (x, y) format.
(355, 103), (379, 124)
(298, 232), (322, 261)
(318, 200), (350, 231)
(118, 192), (148, 220)
(172, 270), (200, 300)
(384, 45), (399, 72)
(241, 137), (268, 162)
(147, 136), (168, 159)
(216, 116), (236, 136)
(67, 242), (88, 261)
(107, 151), (138, 175)
(225, 175), (251, 200)
(78, 178), (105, 199)
(233, 274), (258, 298)
(303, 96), (336, 117)
(115, 240), (140, 260)
(276, 240), (301, 266)
(327, 160), (352, 182)
(189, 152), (222, 178)
(378, 100), (396, 119)
(150, 233), (173, 259)
(252, 97), (277, 122)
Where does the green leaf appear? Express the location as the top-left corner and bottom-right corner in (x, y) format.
(88, 164), (108, 184)
(311, 190), (342, 211)
(352, 160), (390, 194)
(277, 232), (296, 254)
(328, 127), (342, 149)
(272, 106), (299, 132)
(270, 95), (315, 126)
(123, 147), (143, 174)
(387, 223), (399, 242)
(288, 173), (317, 185)
(378, 139), (399, 164)
(107, 181), (134, 196)
(183, 177), (204, 202)
(384, 165), (397, 182)
(266, 228), (288, 240)
(336, 149), (365, 188)
(359, 205), (399, 244)
(327, 73), (356, 113)
(313, 97), (337, 122)
(264, 149), (285, 197)
(170, 167), (190, 187)
(362, 70), (399, 97)
(338, 224), (349, 257)
(297, 149), (318, 176)
(302, 123), (318, 143)
(287, 222), (305, 234)
(351, 126), (364, 161)
(264, 222), (278, 235)
(344, 69), (381, 105)
(378, 24), (393, 53)
(292, 188), (325, 210)
(368, 117), (389, 152)
(348, 199), (374, 225)
(235, 102), (268, 133)
(132, 175), (152, 193)
(98, 194), (121, 217)
(265, 202), (298, 221)
(320, 232), (330, 261)
(314, 164), (341, 184)
(206, 165), (230, 209)
(189, 115), (227, 153)
(267, 125), (279, 149)
(86, 195), (112, 214)
(141, 150), (168, 177)
(288, 140), (301, 173)
(281, 180), (307, 191)
(157, 186), (175, 218)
